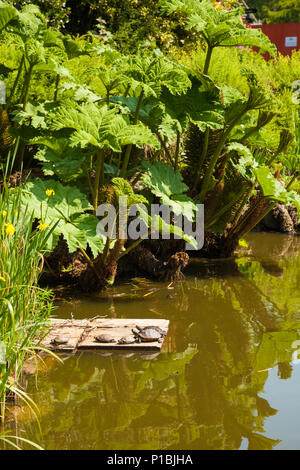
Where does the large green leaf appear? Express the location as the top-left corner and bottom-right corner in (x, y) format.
(255, 167), (300, 214)
(34, 138), (86, 181)
(160, 0), (276, 57)
(20, 179), (105, 255)
(141, 161), (197, 221)
(136, 204), (198, 249)
(50, 103), (159, 152)
(255, 167), (287, 201)
(124, 55), (191, 98)
(9, 3), (45, 39)
(159, 75), (224, 134)
(142, 161), (188, 196)
(0, 2), (17, 33)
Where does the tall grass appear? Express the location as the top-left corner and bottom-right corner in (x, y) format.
(0, 169), (55, 448)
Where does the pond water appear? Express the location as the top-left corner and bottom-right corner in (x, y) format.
(4, 233), (300, 450)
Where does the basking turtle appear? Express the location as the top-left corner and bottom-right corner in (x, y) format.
(94, 334), (116, 343)
(118, 335), (136, 345)
(50, 335), (69, 346)
(132, 325), (166, 343)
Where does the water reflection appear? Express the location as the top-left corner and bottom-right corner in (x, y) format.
(3, 233), (300, 450)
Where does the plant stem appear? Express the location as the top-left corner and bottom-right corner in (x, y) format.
(120, 89), (144, 178)
(205, 188), (245, 229)
(232, 195), (267, 237)
(22, 65), (33, 111)
(93, 149), (104, 212)
(203, 43), (213, 75)
(8, 55), (24, 107)
(193, 128), (209, 188)
(17, 64), (33, 170)
(79, 246), (101, 279)
(54, 75), (60, 101)
(174, 131), (181, 171)
(124, 84), (131, 98)
(157, 134), (173, 165)
(198, 106), (248, 202)
(231, 184), (255, 229)
(118, 229), (151, 260)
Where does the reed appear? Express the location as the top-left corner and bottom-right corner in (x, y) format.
(0, 163), (55, 448)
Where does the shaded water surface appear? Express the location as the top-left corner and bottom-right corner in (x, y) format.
(5, 233), (300, 450)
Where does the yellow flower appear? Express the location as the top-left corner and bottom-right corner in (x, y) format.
(46, 189), (55, 197)
(0, 276), (5, 282)
(4, 223), (16, 236)
(2, 211), (7, 217)
(38, 223), (49, 232)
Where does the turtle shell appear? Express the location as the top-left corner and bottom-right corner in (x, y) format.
(50, 335), (69, 345)
(118, 335), (136, 344)
(94, 334), (116, 343)
(133, 327), (162, 342)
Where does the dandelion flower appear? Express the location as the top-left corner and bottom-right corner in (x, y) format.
(0, 276), (5, 282)
(2, 211), (7, 217)
(46, 189), (55, 197)
(38, 223), (49, 232)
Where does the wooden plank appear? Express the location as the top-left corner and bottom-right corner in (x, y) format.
(39, 320), (86, 352)
(39, 318), (169, 352)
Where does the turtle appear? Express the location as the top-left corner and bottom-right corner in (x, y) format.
(118, 335), (136, 345)
(94, 334), (116, 343)
(50, 335), (69, 346)
(132, 325), (166, 343)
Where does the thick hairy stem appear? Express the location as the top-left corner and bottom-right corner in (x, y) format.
(198, 106), (248, 202)
(120, 89), (144, 178)
(233, 195), (269, 238)
(22, 65), (33, 111)
(113, 152), (122, 177)
(124, 84), (131, 98)
(286, 173), (297, 190)
(17, 65), (33, 170)
(174, 131), (181, 171)
(54, 75), (60, 101)
(230, 184), (255, 229)
(205, 188), (245, 229)
(118, 229), (151, 260)
(193, 128), (209, 189)
(239, 200), (274, 237)
(93, 149), (104, 212)
(84, 163), (95, 200)
(157, 134), (173, 165)
(8, 55), (24, 107)
(233, 174), (298, 237)
(203, 44), (213, 75)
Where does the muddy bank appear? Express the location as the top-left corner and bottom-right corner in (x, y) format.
(40, 237), (189, 293)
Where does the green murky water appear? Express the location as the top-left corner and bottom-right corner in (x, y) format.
(4, 233), (300, 450)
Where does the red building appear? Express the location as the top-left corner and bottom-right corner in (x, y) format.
(253, 23), (300, 56)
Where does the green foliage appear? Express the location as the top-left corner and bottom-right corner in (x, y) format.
(160, 0), (276, 56)
(141, 161), (197, 221)
(12, 0), (70, 29)
(20, 178), (105, 256)
(256, 167), (300, 213)
(0, 181), (54, 439)
(248, 0), (300, 24)
(0, 2), (17, 33)
(50, 102), (159, 152)
(159, 75), (224, 134)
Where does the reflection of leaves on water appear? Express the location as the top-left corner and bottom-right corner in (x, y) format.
(253, 331), (300, 373)
(247, 432), (281, 450)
